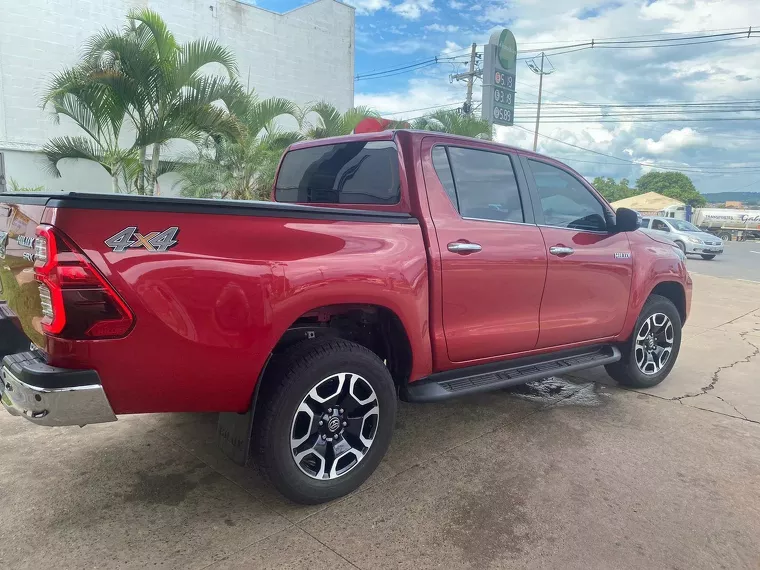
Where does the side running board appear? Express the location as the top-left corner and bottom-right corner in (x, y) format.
(403, 345), (621, 403)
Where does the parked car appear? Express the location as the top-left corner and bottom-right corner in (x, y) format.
(1, 131), (692, 504)
(640, 216), (724, 259)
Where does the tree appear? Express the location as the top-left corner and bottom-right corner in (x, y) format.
(303, 102), (379, 138)
(636, 171), (707, 207)
(44, 8), (242, 195)
(178, 85), (303, 200)
(41, 67), (140, 193)
(592, 176), (638, 203)
(411, 109), (493, 140)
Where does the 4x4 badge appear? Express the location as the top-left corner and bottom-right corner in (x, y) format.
(105, 227), (179, 253)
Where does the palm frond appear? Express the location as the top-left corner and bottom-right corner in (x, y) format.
(126, 8), (178, 63)
(42, 136), (106, 177)
(304, 101), (344, 137)
(174, 38), (238, 86)
(245, 97), (301, 138)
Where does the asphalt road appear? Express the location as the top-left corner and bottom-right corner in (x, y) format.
(686, 240), (760, 283)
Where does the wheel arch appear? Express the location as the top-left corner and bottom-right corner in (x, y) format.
(649, 281), (687, 325)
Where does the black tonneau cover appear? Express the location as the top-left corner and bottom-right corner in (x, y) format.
(3, 193), (417, 224)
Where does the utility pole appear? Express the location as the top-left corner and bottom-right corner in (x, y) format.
(451, 43), (481, 115)
(533, 52), (544, 151)
(465, 43), (477, 115)
(527, 52), (554, 151)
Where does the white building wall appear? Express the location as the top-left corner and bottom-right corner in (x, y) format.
(0, 0), (354, 195)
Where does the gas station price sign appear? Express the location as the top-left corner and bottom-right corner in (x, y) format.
(482, 29), (517, 127)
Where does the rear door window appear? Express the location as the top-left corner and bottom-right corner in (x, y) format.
(275, 141), (400, 204)
(433, 146), (524, 223)
(640, 217), (651, 228)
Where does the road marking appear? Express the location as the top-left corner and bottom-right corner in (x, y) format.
(751, 251), (760, 254)
(738, 279), (760, 284)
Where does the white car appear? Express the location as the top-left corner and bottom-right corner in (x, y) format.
(639, 216), (724, 260)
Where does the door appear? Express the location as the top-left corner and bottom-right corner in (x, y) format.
(423, 141), (547, 363)
(522, 158), (633, 349)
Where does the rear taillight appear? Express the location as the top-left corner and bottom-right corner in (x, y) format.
(34, 225), (134, 339)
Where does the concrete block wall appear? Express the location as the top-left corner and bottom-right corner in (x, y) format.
(0, 0), (354, 194)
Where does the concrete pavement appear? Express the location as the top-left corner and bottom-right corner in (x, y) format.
(1, 273), (759, 569)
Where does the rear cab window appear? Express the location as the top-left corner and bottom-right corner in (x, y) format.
(275, 141), (400, 205)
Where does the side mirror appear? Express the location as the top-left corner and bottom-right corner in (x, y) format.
(613, 207), (639, 233)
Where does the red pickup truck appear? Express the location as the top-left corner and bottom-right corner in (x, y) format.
(1, 130), (691, 503)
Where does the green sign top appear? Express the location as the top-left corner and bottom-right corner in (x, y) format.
(489, 29), (517, 72)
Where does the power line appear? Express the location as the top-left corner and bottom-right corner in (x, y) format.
(512, 124), (760, 173)
(378, 102), (463, 116)
(355, 28), (759, 82)
(515, 26), (756, 47)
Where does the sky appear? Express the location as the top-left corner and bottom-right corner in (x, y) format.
(259, 0), (760, 195)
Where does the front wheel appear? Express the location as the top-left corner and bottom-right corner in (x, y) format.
(701, 254), (716, 260)
(254, 338), (397, 504)
(674, 241), (686, 254)
(605, 294), (682, 389)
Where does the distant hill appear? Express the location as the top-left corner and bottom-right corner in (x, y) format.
(702, 191), (760, 205)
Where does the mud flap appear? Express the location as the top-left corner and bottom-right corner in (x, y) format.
(216, 409), (254, 466)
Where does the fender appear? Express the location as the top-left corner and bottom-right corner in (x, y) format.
(617, 233), (691, 342)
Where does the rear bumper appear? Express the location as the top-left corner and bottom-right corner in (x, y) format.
(1, 351), (116, 427)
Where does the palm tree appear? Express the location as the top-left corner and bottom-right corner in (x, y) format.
(303, 102), (380, 138)
(411, 109), (493, 140)
(56, 8), (242, 195)
(41, 67), (139, 193)
(178, 85), (303, 200)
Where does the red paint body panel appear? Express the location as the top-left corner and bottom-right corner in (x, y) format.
(44, 207), (430, 414)
(536, 227), (633, 348)
(418, 137), (548, 362)
(4, 131), (692, 416)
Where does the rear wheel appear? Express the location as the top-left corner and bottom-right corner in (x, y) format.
(701, 254), (716, 260)
(254, 338), (397, 504)
(605, 294), (682, 389)
(718, 232), (732, 241)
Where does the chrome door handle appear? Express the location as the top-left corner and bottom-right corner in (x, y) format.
(448, 242), (482, 254)
(549, 246), (574, 256)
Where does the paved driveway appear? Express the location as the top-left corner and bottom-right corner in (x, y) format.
(1, 273), (759, 569)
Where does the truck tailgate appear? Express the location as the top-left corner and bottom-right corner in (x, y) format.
(0, 200), (45, 348)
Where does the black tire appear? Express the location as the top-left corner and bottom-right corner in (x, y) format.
(719, 232), (732, 241)
(674, 240), (686, 254)
(605, 294), (682, 389)
(701, 254), (716, 260)
(253, 338), (397, 504)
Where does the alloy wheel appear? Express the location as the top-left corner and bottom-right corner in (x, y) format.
(634, 313), (674, 375)
(290, 372), (379, 480)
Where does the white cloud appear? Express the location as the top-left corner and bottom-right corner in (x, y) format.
(358, 0), (760, 193)
(344, 0), (391, 14)
(425, 23), (460, 32)
(442, 40), (465, 53)
(633, 128), (710, 155)
(391, 0), (436, 20)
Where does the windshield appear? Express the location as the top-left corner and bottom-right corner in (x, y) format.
(669, 220), (701, 232)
